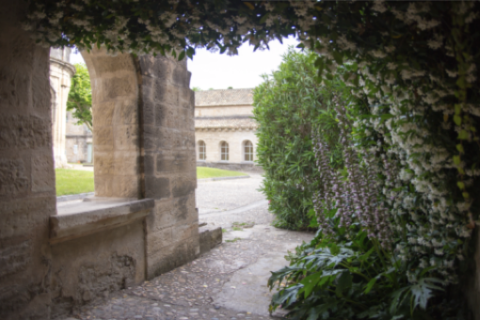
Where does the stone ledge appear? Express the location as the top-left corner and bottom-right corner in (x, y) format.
(199, 225), (223, 255)
(56, 192), (95, 203)
(50, 198), (154, 244)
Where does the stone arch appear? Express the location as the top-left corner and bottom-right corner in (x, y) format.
(81, 48), (142, 198)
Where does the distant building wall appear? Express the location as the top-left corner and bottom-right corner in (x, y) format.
(194, 89), (262, 173)
(65, 111), (93, 163)
(50, 48), (76, 167)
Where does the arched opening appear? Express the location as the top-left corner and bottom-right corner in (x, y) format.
(220, 141), (229, 161)
(243, 140), (253, 162)
(197, 140), (206, 160)
(80, 48), (141, 198)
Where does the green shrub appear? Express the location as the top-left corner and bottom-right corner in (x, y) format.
(253, 49), (344, 230)
(268, 216), (470, 320)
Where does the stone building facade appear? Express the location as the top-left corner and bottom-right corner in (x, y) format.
(195, 89), (261, 172)
(49, 48), (76, 167)
(65, 112), (93, 163)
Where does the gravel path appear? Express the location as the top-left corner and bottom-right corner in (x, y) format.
(196, 174), (266, 214)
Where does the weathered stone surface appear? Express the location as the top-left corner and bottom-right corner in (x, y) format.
(113, 124), (139, 151)
(92, 126), (114, 150)
(92, 101), (115, 126)
(0, 1), (53, 319)
(95, 77), (137, 103)
(0, 158), (29, 196)
(114, 97), (138, 125)
(1, 23), (198, 319)
(51, 198), (154, 243)
(0, 239), (31, 278)
(91, 54), (136, 77)
(145, 176), (171, 199)
(172, 177), (196, 198)
(0, 197), (55, 239)
(138, 55), (175, 81)
(173, 194), (197, 223)
(51, 220), (146, 319)
(31, 152), (54, 193)
(0, 115), (51, 150)
(144, 78), (179, 106)
(199, 225), (222, 255)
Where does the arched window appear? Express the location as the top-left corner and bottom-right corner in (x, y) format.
(244, 140), (253, 161)
(198, 140), (206, 160)
(220, 141), (229, 161)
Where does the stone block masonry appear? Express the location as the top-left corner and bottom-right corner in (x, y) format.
(139, 55), (200, 278)
(0, 2), (54, 319)
(0, 5), (200, 318)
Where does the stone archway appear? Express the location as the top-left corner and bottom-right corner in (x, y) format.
(0, 4), (198, 317)
(81, 48), (142, 198)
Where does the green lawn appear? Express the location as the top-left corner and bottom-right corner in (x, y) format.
(196, 167), (247, 179)
(55, 167), (246, 196)
(55, 169), (94, 196)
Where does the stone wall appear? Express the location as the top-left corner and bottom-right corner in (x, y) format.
(50, 221), (145, 319)
(0, 1), (54, 318)
(138, 55), (200, 278)
(65, 111), (93, 163)
(0, 8), (199, 318)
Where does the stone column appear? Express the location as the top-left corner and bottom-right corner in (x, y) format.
(138, 55), (200, 278)
(49, 48), (76, 168)
(0, 0), (55, 318)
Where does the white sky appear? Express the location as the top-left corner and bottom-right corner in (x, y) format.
(69, 36), (299, 90)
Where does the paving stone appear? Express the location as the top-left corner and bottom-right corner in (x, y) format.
(69, 175), (313, 320)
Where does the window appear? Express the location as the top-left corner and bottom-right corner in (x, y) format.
(244, 140), (253, 161)
(198, 140), (206, 160)
(220, 141), (229, 161)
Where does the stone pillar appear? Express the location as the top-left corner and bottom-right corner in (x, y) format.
(81, 49), (142, 198)
(138, 55), (200, 278)
(0, 0), (55, 318)
(49, 48), (76, 168)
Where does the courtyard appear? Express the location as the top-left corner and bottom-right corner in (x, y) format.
(64, 174), (314, 320)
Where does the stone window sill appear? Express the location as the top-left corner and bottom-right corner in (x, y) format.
(50, 197), (154, 244)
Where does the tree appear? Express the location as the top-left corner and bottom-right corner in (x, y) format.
(192, 87), (202, 92)
(67, 63), (92, 132)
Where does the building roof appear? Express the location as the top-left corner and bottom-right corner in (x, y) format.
(195, 88), (254, 107)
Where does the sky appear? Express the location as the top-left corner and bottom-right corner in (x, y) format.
(69, 36), (299, 90)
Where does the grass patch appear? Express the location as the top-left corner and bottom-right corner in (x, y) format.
(55, 166), (246, 196)
(55, 169), (94, 196)
(232, 226), (243, 231)
(225, 237), (242, 243)
(197, 167), (247, 179)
